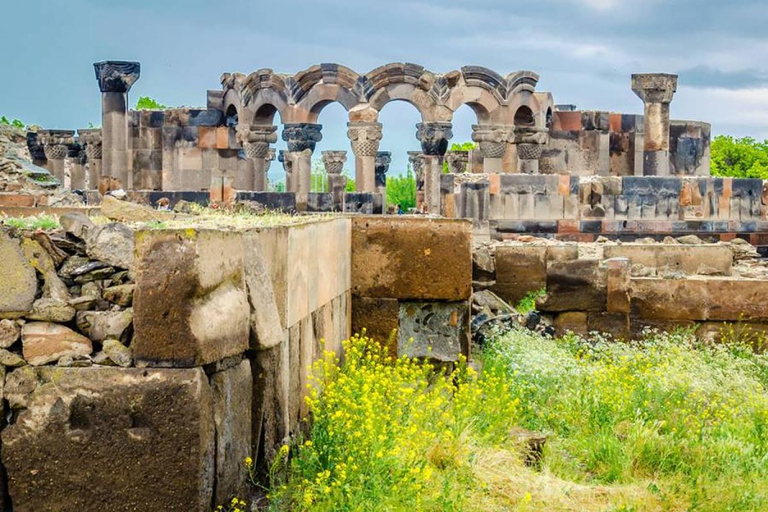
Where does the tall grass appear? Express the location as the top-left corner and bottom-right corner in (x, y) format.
(266, 328), (768, 511)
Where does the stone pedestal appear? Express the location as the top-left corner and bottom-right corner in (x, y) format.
(94, 61), (140, 190)
(38, 130), (76, 187)
(347, 122), (382, 193)
(322, 150), (348, 208)
(472, 125), (507, 174)
(416, 122), (453, 214)
(79, 129), (102, 190)
(283, 124), (321, 208)
(631, 73), (678, 176)
(237, 125), (278, 191)
(375, 151), (391, 207)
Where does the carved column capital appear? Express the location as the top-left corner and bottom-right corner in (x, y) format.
(38, 130), (76, 160)
(631, 73), (678, 104)
(471, 124), (510, 159)
(416, 122), (453, 156)
(445, 150), (470, 173)
(408, 151), (425, 176)
(282, 123), (322, 153)
(321, 150), (348, 175)
(78, 129), (103, 160)
(264, 148), (276, 174)
(237, 124), (278, 158)
(347, 122), (383, 157)
(93, 61), (141, 93)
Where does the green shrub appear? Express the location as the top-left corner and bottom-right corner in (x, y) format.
(711, 135), (768, 179)
(516, 287), (546, 314)
(135, 96), (168, 110)
(0, 116), (25, 129)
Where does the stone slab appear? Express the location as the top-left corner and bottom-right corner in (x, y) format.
(0, 232), (37, 318)
(603, 244), (732, 275)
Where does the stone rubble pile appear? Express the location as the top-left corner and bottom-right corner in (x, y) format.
(0, 213), (135, 369)
(470, 289), (554, 345)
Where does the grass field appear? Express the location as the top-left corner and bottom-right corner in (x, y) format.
(263, 327), (768, 511)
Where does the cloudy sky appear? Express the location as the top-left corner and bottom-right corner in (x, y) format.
(3, 0), (768, 177)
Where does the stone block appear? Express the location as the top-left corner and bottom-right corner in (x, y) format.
(352, 297), (399, 356)
(250, 336), (289, 468)
(554, 312), (588, 337)
(540, 259), (606, 312)
(2, 367), (215, 511)
(242, 232), (284, 350)
(235, 192), (297, 213)
(630, 277), (709, 321)
(210, 360), (252, 506)
(490, 245), (547, 306)
(21, 322), (93, 366)
(603, 244), (732, 275)
(588, 312), (630, 339)
(0, 232), (37, 319)
(343, 192), (384, 214)
(351, 217), (472, 300)
(398, 301), (469, 361)
(706, 279), (768, 321)
(133, 229), (249, 367)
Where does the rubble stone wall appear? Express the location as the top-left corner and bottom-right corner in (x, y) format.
(479, 239), (768, 344)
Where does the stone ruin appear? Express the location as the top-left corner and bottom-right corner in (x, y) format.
(11, 60), (747, 244)
(3, 59), (768, 511)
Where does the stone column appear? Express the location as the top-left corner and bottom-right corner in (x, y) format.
(38, 130), (75, 187)
(78, 129), (102, 190)
(322, 150), (348, 207)
(94, 61), (140, 190)
(374, 151), (392, 207)
(513, 127), (548, 174)
(282, 123), (322, 208)
(263, 148), (276, 189)
(347, 121), (382, 192)
(237, 125), (278, 191)
(277, 150), (293, 193)
(631, 73), (678, 176)
(416, 122), (453, 214)
(408, 151), (426, 211)
(70, 144), (87, 190)
(471, 125), (507, 174)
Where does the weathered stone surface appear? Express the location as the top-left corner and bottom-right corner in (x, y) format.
(86, 222), (135, 270)
(76, 309), (133, 343)
(351, 297), (399, 357)
(0, 232), (38, 318)
(103, 284), (135, 306)
(101, 195), (173, 223)
(0, 348), (26, 367)
(351, 217), (472, 300)
(250, 338), (289, 469)
(21, 322), (93, 366)
(2, 367), (215, 511)
(603, 244), (732, 276)
(210, 360), (252, 505)
(243, 232), (283, 350)
(490, 245), (547, 306)
(630, 278), (709, 321)
(0, 319), (21, 348)
(102, 339), (132, 367)
(59, 255), (92, 279)
(398, 301), (469, 361)
(553, 311), (588, 337)
(588, 312), (630, 339)
(133, 229), (249, 367)
(27, 297), (76, 323)
(540, 259), (607, 312)
(59, 212), (94, 240)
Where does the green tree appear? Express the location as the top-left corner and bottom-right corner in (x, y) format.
(135, 96), (168, 110)
(386, 168), (417, 210)
(710, 135), (768, 179)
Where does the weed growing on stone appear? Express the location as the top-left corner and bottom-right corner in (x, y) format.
(515, 287), (546, 314)
(1, 215), (59, 230)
